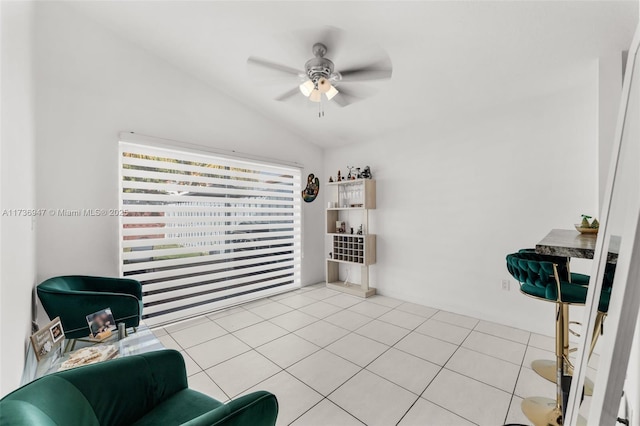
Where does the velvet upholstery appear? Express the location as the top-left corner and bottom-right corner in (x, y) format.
(0, 350), (278, 426)
(37, 275), (143, 339)
(506, 252), (612, 312)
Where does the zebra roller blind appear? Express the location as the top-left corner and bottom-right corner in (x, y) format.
(119, 141), (301, 326)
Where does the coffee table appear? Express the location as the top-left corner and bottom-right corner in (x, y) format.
(21, 322), (164, 386)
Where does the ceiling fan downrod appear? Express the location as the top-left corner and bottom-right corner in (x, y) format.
(305, 43), (334, 84)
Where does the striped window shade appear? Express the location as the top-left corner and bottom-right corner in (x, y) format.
(119, 141), (301, 327)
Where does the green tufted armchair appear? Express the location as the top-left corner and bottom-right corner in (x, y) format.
(37, 276), (143, 339)
(0, 350), (279, 426)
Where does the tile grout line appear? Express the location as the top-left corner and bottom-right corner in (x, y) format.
(503, 329), (533, 425)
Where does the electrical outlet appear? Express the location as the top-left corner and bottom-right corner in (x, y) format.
(501, 279), (510, 291)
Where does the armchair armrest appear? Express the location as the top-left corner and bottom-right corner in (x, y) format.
(181, 391), (278, 426)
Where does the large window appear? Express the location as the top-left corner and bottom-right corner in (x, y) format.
(119, 141), (301, 326)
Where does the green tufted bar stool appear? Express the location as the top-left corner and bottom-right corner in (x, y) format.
(506, 251), (612, 426)
(516, 250), (596, 396)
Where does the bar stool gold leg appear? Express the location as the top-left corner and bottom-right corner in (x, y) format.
(522, 303), (586, 426)
(530, 306), (604, 397)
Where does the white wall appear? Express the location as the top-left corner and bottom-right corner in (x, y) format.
(33, 3), (324, 312)
(325, 77), (599, 336)
(0, 2), (37, 397)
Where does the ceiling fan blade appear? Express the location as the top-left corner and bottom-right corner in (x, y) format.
(247, 56), (304, 77)
(331, 86), (367, 107)
(274, 87), (301, 102)
(339, 60), (393, 82)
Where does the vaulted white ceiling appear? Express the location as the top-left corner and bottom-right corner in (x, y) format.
(69, 1), (637, 147)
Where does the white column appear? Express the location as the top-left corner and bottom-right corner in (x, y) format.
(597, 52), (624, 209)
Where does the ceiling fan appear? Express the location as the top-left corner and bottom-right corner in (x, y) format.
(247, 27), (392, 117)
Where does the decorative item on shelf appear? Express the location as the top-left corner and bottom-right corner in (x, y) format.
(336, 221), (346, 233)
(575, 214), (599, 234)
(357, 224), (363, 235)
(356, 167), (362, 178)
(117, 322), (127, 340)
(328, 176), (333, 183)
(30, 317), (65, 362)
(347, 165), (355, 180)
(361, 166), (372, 179)
(337, 170), (342, 181)
(302, 173), (320, 203)
(350, 227), (354, 234)
(329, 252), (332, 259)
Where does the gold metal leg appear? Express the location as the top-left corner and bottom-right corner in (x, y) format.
(557, 303), (568, 411)
(523, 303), (587, 426)
(589, 312), (605, 359)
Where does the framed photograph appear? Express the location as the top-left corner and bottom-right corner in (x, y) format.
(30, 317), (65, 362)
(86, 308), (117, 339)
(49, 321), (64, 343)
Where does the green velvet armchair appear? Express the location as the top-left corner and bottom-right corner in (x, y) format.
(37, 276), (143, 339)
(0, 350), (279, 426)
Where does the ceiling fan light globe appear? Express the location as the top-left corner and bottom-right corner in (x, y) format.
(299, 80), (315, 97)
(325, 85), (339, 100)
(317, 77), (331, 93)
(309, 89), (322, 103)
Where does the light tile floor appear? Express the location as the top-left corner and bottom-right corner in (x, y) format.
(151, 284), (598, 426)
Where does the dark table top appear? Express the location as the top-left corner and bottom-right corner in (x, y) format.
(536, 229), (619, 263)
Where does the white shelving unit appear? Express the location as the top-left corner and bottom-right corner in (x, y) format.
(325, 179), (376, 298)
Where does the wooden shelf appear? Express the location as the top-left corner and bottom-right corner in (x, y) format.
(328, 258), (365, 266)
(326, 178), (371, 186)
(325, 179), (376, 298)
(326, 179), (376, 210)
(326, 280), (376, 298)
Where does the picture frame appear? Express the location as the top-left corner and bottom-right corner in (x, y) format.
(30, 317), (65, 362)
(86, 308), (117, 339)
(49, 321), (64, 343)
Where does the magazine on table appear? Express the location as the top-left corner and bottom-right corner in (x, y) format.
(58, 345), (119, 371)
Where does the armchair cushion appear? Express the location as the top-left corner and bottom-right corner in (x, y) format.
(132, 389), (223, 426)
(37, 275), (143, 339)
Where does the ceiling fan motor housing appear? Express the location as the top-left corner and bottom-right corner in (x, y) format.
(305, 57), (334, 83)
